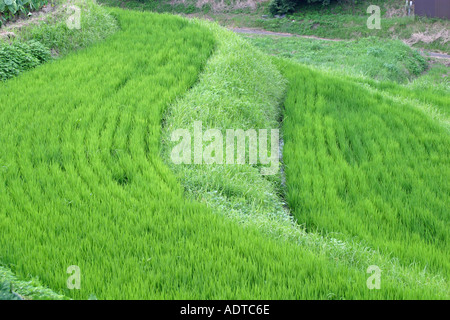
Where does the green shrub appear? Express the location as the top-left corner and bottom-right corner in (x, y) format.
(269, 0), (331, 16)
(0, 40), (51, 80)
(0, 282), (21, 300)
(269, 0), (296, 15)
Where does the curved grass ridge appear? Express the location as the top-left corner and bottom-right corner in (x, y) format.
(161, 19), (288, 223)
(162, 21), (449, 298)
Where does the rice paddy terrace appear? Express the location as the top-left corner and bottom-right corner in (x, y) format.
(0, 8), (448, 299)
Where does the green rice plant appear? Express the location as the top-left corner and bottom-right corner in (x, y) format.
(278, 58), (450, 280)
(345, 74), (450, 120)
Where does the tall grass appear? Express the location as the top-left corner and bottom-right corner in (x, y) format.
(16, 0), (119, 56)
(278, 58), (450, 280)
(245, 35), (428, 83)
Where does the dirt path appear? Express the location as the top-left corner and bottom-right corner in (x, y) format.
(423, 51), (450, 60)
(232, 27), (450, 60)
(231, 27), (342, 41)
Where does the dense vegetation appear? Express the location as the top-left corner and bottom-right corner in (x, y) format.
(1, 8), (448, 299)
(0, 9), (214, 299)
(1, 0), (448, 300)
(0, 0), (47, 27)
(0, 39), (50, 80)
(269, 0), (332, 16)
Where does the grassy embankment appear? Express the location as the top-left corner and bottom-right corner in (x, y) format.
(244, 34), (449, 118)
(244, 34), (429, 83)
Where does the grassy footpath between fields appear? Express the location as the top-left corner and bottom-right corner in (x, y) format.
(278, 58), (449, 280)
(1, 8), (447, 299)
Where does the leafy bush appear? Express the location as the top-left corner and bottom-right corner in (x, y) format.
(269, 0), (296, 15)
(0, 282), (21, 300)
(0, 0), (48, 27)
(0, 40), (51, 80)
(269, 0), (331, 16)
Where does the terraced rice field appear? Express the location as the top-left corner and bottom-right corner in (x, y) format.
(279, 59), (450, 279)
(0, 8), (448, 300)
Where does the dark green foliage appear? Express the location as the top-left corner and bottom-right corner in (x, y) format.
(0, 282), (21, 300)
(269, 0), (296, 15)
(269, 0), (331, 15)
(0, 0), (48, 27)
(0, 40), (51, 80)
